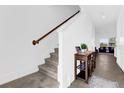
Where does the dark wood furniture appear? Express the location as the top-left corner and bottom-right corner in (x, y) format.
(74, 51), (96, 83)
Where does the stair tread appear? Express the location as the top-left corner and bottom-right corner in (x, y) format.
(39, 71), (57, 80)
(50, 52), (58, 55)
(54, 48), (58, 50)
(38, 65), (57, 80)
(38, 69), (57, 80)
(39, 64), (57, 73)
(38, 48), (58, 81)
(45, 58), (58, 63)
(39, 67), (57, 75)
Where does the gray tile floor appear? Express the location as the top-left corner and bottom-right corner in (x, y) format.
(0, 72), (59, 88)
(1, 53), (124, 88)
(69, 53), (124, 88)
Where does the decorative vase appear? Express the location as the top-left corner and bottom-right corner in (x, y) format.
(82, 49), (86, 52)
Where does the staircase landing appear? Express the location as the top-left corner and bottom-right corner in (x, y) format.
(0, 48), (59, 88)
(0, 72), (59, 88)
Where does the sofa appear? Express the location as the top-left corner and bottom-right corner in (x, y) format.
(98, 47), (114, 53)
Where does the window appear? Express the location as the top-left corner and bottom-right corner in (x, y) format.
(100, 39), (109, 44)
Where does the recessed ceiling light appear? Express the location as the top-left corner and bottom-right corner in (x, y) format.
(102, 15), (106, 19)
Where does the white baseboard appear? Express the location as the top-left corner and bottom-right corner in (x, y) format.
(0, 66), (38, 85)
(116, 60), (124, 72)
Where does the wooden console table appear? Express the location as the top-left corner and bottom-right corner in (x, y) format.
(74, 51), (96, 83)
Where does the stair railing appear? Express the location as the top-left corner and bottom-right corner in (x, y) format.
(32, 10), (80, 45)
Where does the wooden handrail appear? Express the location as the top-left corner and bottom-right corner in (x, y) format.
(32, 10), (80, 45)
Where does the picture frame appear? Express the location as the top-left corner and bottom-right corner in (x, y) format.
(75, 46), (82, 53)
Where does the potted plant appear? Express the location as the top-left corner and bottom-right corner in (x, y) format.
(81, 43), (88, 52)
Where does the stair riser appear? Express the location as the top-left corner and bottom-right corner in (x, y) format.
(54, 49), (58, 54)
(45, 58), (58, 65)
(39, 69), (57, 80)
(50, 54), (58, 59)
(38, 48), (58, 81)
(45, 62), (58, 68)
(38, 64), (57, 73)
(50, 57), (58, 61)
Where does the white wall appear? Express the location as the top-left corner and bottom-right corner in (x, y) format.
(116, 6), (124, 71)
(0, 5), (80, 85)
(95, 22), (117, 48)
(58, 7), (95, 87)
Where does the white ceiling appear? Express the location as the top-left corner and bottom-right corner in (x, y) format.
(81, 5), (122, 28)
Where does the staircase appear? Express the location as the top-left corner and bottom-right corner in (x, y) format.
(38, 48), (58, 80)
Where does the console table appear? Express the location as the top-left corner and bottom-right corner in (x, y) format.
(74, 51), (96, 83)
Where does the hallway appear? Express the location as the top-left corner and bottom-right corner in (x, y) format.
(69, 53), (124, 88)
(0, 5), (124, 88)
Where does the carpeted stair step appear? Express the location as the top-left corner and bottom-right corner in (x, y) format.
(38, 64), (57, 80)
(54, 48), (58, 54)
(50, 52), (58, 60)
(45, 58), (58, 68)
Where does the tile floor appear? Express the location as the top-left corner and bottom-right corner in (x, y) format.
(1, 53), (124, 88)
(69, 53), (124, 88)
(0, 72), (59, 88)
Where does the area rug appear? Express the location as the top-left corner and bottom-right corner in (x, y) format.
(89, 75), (119, 88)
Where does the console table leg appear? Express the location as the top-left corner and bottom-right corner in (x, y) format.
(85, 59), (88, 83)
(75, 59), (77, 79)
